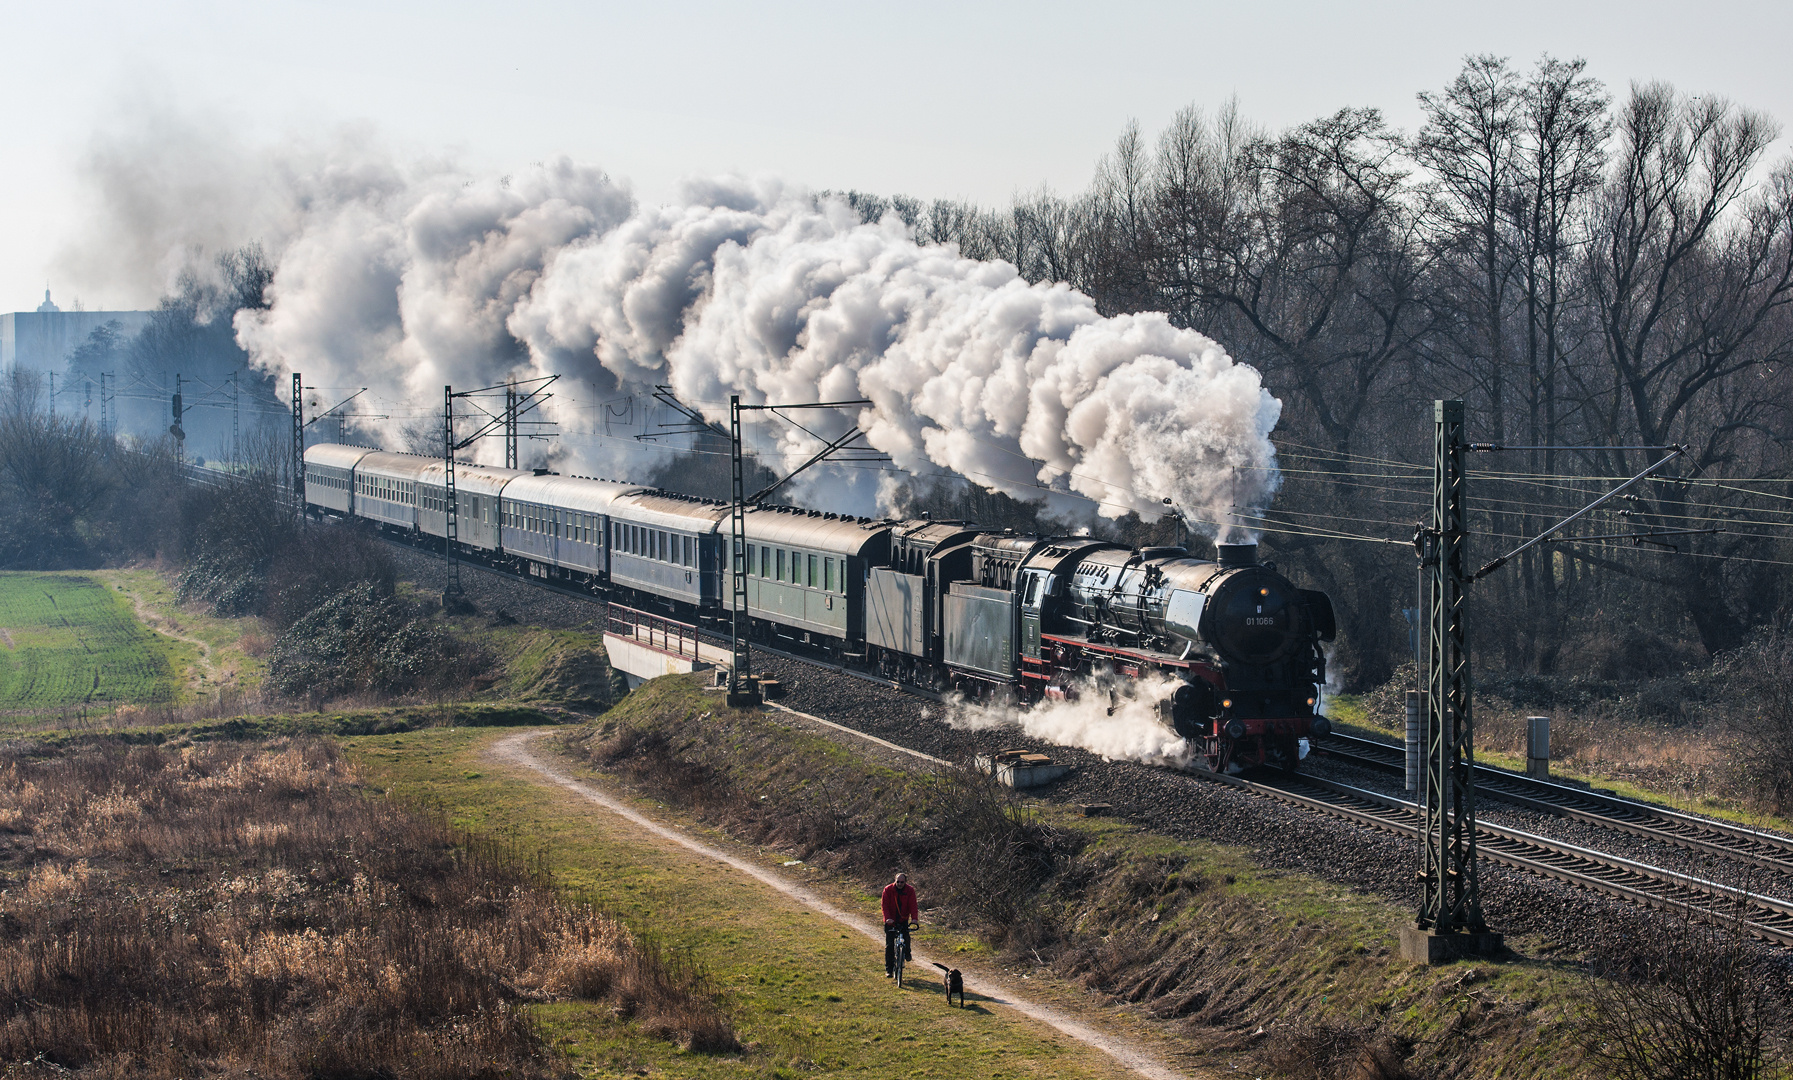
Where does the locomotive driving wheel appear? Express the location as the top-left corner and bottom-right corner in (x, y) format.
(1205, 735), (1234, 775)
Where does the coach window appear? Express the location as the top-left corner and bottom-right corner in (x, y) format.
(807, 553), (817, 588)
(760, 546), (770, 577)
(824, 557), (834, 592)
(745, 543), (755, 574)
(774, 549), (784, 581)
(682, 535), (692, 566)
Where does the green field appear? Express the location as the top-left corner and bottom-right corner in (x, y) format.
(0, 572), (179, 711)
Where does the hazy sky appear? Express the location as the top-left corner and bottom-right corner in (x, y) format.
(4, 0), (1790, 311)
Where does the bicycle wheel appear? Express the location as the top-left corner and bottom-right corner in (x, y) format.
(894, 935), (906, 987)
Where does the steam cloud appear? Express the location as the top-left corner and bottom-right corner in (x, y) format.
(942, 671), (1199, 768)
(85, 133), (1282, 530)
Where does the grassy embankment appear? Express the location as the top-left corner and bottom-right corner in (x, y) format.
(356, 676), (1606, 1080)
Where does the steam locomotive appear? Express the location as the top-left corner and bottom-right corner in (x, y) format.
(303, 444), (1336, 772)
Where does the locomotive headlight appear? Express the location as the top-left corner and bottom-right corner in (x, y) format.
(1259, 588), (1269, 596)
(1306, 696), (1316, 706)
(1220, 698), (1232, 709)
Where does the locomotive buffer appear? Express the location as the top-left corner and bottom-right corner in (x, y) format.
(1402, 399), (1684, 964)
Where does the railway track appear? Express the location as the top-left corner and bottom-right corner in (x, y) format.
(1208, 767), (1793, 947)
(376, 530), (1793, 946)
(1318, 732), (1793, 878)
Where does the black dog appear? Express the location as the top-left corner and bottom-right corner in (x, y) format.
(932, 962), (965, 1007)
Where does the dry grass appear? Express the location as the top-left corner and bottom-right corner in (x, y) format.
(1355, 662), (1742, 809)
(0, 737), (734, 1078)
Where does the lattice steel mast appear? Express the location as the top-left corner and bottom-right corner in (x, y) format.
(1417, 399), (1485, 938)
(291, 373), (304, 519)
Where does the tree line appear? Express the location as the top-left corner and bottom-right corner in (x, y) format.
(847, 55), (1793, 687)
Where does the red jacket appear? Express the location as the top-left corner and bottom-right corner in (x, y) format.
(881, 882), (918, 924)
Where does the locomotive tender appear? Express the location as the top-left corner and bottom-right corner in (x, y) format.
(304, 444), (1336, 772)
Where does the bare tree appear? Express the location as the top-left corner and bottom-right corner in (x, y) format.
(1577, 83), (1793, 653)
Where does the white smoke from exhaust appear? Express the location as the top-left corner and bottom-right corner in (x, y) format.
(942, 671), (1198, 769)
(80, 130), (1281, 532)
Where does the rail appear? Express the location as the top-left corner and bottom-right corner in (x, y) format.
(1198, 767), (1793, 948)
(1318, 732), (1793, 877)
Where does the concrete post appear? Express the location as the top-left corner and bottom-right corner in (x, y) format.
(1405, 690), (1421, 795)
(1526, 717), (1550, 780)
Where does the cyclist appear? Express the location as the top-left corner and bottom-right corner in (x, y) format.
(881, 871), (919, 978)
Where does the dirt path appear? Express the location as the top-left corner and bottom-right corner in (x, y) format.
(112, 580), (221, 688)
(490, 730), (1195, 1080)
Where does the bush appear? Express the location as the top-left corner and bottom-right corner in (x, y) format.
(1581, 902), (1786, 1080)
(1718, 632), (1793, 813)
(267, 585), (490, 700)
(262, 523), (395, 630)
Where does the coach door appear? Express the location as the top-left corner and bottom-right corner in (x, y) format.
(1019, 569), (1049, 660)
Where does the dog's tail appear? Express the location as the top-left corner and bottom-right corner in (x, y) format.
(932, 962), (953, 974)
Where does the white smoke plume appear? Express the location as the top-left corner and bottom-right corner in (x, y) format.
(80, 131), (1282, 531)
(942, 671), (1199, 769)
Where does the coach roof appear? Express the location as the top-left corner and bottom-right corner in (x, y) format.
(608, 492), (731, 533)
(353, 451), (436, 481)
(416, 460), (528, 500)
(502, 473), (642, 514)
(304, 444), (377, 471)
(729, 504), (894, 556)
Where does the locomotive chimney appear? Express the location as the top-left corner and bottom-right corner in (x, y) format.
(1216, 543), (1258, 567)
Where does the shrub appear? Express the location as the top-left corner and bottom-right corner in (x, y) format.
(1718, 632), (1793, 813)
(1581, 902), (1785, 1080)
(267, 585), (490, 700)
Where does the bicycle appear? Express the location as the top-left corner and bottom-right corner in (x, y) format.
(889, 921), (918, 987)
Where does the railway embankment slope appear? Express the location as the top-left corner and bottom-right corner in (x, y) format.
(529, 674), (1602, 1080)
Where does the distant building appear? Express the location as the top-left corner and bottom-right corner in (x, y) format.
(0, 290), (152, 373)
